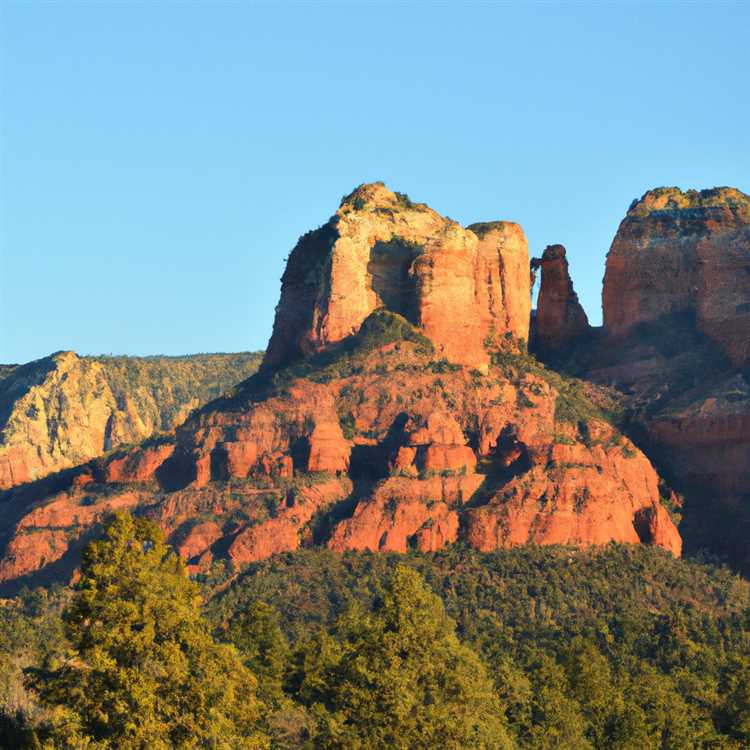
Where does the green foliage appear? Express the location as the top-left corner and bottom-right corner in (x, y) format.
(355, 309), (432, 353)
(7, 525), (750, 749)
(0, 586), (69, 737)
(264, 309), (434, 392)
(338, 411), (356, 440)
(26, 513), (268, 750)
(627, 186), (750, 217)
(393, 191), (418, 209)
(91, 352), (263, 429)
(490, 348), (624, 426)
(289, 565), (513, 749)
(225, 601), (290, 707)
(210, 545), (750, 749)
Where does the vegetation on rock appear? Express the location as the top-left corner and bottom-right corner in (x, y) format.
(0, 351), (263, 489)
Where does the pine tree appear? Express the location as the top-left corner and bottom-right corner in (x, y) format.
(27, 513), (268, 750)
(226, 600), (289, 706)
(294, 564), (514, 749)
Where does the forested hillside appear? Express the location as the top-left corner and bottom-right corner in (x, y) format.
(2, 523), (749, 749)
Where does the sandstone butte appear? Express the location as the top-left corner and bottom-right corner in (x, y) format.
(603, 186), (750, 368)
(0, 350), (262, 490)
(535, 185), (750, 573)
(263, 182), (531, 372)
(0, 182), (684, 592)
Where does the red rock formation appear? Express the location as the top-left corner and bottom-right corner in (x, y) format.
(103, 442), (175, 483)
(577, 186), (750, 570)
(464, 422), (681, 557)
(389, 411), (477, 477)
(0, 489), (146, 583)
(603, 187), (750, 367)
(0, 351), (262, 490)
(228, 479), (352, 565)
(532, 244), (590, 354)
(328, 475), (472, 553)
(178, 521), (223, 570)
(305, 420), (351, 474)
(263, 183), (531, 371)
(0, 184), (688, 590)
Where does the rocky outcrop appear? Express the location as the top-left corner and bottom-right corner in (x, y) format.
(638, 373), (750, 569)
(0, 184), (688, 591)
(464, 420), (681, 557)
(603, 187), (750, 367)
(0, 321), (682, 590)
(263, 183), (531, 372)
(0, 350), (262, 489)
(571, 185), (750, 570)
(532, 244), (590, 354)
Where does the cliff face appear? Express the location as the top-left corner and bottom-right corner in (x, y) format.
(531, 244), (590, 355)
(0, 331), (681, 590)
(0, 184), (683, 591)
(0, 351), (262, 489)
(556, 186), (750, 571)
(603, 187), (750, 368)
(263, 183), (531, 372)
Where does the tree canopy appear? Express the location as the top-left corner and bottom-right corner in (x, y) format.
(27, 513), (268, 750)
(291, 564), (513, 749)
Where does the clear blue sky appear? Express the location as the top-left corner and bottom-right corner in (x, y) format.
(1, 1), (748, 364)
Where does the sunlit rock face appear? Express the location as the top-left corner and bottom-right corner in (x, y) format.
(262, 182), (532, 372)
(0, 351), (261, 489)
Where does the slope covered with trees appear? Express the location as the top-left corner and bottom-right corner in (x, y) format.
(2, 516), (750, 749)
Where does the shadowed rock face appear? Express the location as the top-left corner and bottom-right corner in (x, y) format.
(0, 184), (684, 591)
(532, 244), (590, 355)
(263, 183), (532, 372)
(566, 186), (750, 572)
(603, 186), (750, 368)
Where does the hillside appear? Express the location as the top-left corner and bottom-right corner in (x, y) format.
(0, 351), (262, 489)
(3, 544), (750, 748)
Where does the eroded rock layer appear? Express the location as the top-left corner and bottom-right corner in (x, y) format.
(0, 324), (681, 591)
(565, 185), (750, 571)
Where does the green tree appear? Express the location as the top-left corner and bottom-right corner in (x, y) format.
(27, 513), (268, 750)
(721, 658), (750, 745)
(226, 600), (289, 706)
(293, 564), (514, 749)
(525, 654), (591, 750)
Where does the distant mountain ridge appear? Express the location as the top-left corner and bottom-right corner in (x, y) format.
(0, 350), (263, 489)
